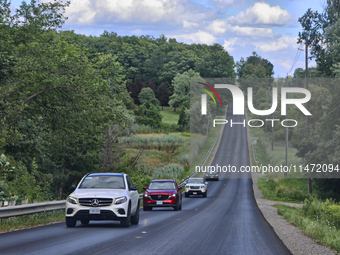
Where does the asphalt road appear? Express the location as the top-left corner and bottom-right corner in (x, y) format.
(0, 104), (291, 255)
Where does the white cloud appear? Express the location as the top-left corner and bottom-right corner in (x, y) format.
(207, 20), (226, 34)
(230, 25), (274, 37)
(183, 20), (199, 29)
(63, 0), (214, 26)
(228, 2), (294, 26)
(207, 20), (275, 37)
(65, 0), (97, 24)
(281, 61), (293, 69)
(223, 38), (238, 52)
(211, 0), (246, 8)
(173, 31), (217, 45)
(252, 36), (298, 52)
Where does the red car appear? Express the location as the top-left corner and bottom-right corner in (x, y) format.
(143, 180), (182, 211)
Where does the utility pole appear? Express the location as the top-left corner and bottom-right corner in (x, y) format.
(285, 73), (288, 178)
(271, 112), (274, 151)
(305, 41), (312, 194)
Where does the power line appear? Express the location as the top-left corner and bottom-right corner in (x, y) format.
(287, 48), (300, 75)
(293, 102), (340, 132)
(288, 47), (303, 76)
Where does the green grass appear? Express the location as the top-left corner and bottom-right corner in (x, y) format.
(161, 106), (179, 124)
(250, 124), (311, 203)
(258, 177), (308, 203)
(274, 202), (340, 253)
(250, 128), (303, 172)
(190, 124), (220, 173)
(0, 210), (65, 232)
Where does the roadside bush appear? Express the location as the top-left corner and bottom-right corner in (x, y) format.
(177, 154), (190, 165)
(130, 172), (152, 193)
(258, 177), (308, 203)
(303, 196), (340, 230)
(153, 163), (184, 180)
(189, 135), (206, 165)
(120, 135), (186, 153)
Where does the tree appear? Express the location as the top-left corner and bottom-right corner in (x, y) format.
(146, 80), (157, 95)
(195, 44), (236, 78)
(297, 1), (340, 77)
(138, 87), (160, 106)
(169, 69), (204, 110)
(126, 77), (146, 105)
(178, 101), (189, 128)
(237, 52), (274, 79)
(134, 103), (162, 128)
(157, 82), (169, 110)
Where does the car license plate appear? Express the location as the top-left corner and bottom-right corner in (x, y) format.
(193, 192), (197, 194)
(156, 201), (163, 205)
(90, 208), (100, 214)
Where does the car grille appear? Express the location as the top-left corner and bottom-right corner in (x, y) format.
(79, 198), (113, 207)
(73, 210), (118, 220)
(190, 186), (200, 189)
(150, 195), (169, 200)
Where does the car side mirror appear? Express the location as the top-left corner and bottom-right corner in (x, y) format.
(205, 182), (208, 185)
(143, 186), (147, 190)
(130, 186), (138, 191)
(178, 186), (182, 190)
(69, 185), (76, 191)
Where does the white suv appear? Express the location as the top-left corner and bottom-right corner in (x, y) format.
(65, 173), (139, 228)
(185, 178), (208, 197)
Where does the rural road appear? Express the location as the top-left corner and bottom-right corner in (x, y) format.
(0, 104), (291, 255)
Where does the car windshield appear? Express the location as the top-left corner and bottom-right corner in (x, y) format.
(188, 179), (204, 184)
(148, 182), (175, 190)
(79, 176), (125, 189)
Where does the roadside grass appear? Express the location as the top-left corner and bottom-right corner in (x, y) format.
(274, 202), (340, 253)
(124, 131), (190, 182)
(251, 128), (303, 170)
(190, 125), (220, 173)
(258, 177), (308, 203)
(250, 127), (309, 203)
(161, 106), (179, 124)
(0, 210), (64, 232)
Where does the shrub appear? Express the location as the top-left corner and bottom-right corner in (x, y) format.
(153, 163), (184, 180)
(120, 135), (186, 153)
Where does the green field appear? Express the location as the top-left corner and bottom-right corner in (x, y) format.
(161, 106), (179, 123)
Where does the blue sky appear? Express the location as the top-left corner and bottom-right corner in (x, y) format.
(10, 0), (325, 77)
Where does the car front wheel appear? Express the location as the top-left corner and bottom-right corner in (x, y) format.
(131, 201), (140, 225)
(121, 205), (131, 228)
(66, 218), (76, 228)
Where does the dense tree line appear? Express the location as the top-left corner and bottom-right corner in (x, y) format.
(58, 30), (236, 90)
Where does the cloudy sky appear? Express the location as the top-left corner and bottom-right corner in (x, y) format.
(11, 0), (325, 77)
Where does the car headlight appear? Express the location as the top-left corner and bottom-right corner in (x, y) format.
(114, 196), (127, 204)
(170, 193), (176, 197)
(144, 193), (148, 197)
(67, 196), (77, 205)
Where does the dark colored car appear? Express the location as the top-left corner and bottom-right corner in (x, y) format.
(205, 171), (219, 181)
(143, 180), (182, 211)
